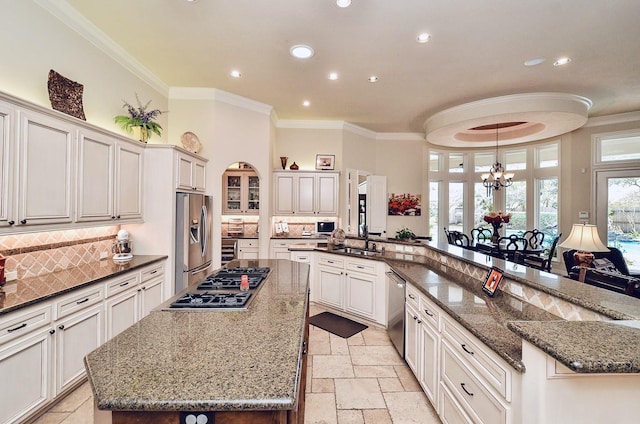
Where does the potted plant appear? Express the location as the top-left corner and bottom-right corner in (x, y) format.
(396, 227), (416, 240)
(114, 94), (164, 142)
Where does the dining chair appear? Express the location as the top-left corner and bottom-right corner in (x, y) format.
(497, 234), (526, 261)
(471, 227), (492, 245)
(450, 230), (473, 249)
(444, 228), (453, 244)
(519, 233), (562, 272)
(523, 229), (545, 251)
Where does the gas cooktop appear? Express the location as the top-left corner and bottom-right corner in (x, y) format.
(166, 266), (270, 310)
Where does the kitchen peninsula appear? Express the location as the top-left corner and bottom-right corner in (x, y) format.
(85, 259), (310, 424)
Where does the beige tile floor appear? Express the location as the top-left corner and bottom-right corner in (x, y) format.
(33, 304), (441, 424)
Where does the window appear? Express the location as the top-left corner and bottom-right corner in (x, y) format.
(429, 153), (441, 172)
(505, 181), (526, 234)
(429, 181), (440, 241)
(596, 133), (640, 163)
(537, 144), (558, 168)
(474, 153), (494, 173)
(505, 150), (526, 170)
(448, 182), (464, 231)
(474, 182), (492, 227)
(449, 154), (464, 173)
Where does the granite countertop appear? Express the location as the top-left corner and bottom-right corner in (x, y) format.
(0, 255), (167, 315)
(85, 259), (310, 412)
(321, 245), (640, 374)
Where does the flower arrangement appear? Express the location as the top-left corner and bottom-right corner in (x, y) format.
(483, 211), (512, 242)
(114, 94), (163, 142)
(483, 210), (512, 224)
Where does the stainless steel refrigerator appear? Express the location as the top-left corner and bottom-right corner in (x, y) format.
(175, 192), (213, 293)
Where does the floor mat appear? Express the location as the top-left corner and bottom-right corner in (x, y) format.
(309, 311), (368, 338)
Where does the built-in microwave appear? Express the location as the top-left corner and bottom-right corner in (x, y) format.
(315, 221), (336, 235)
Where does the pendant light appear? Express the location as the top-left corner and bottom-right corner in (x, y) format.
(480, 124), (515, 196)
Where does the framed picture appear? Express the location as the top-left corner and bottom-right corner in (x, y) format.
(315, 154), (335, 170)
(482, 266), (504, 297)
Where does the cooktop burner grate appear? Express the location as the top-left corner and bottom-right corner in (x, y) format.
(197, 267), (270, 291)
(169, 292), (251, 309)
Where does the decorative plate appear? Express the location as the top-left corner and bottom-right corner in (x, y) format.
(181, 131), (202, 153)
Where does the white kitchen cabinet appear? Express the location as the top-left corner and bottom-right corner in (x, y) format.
(105, 262), (164, 339)
(418, 294), (441, 408)
(315, 253), (385, 324)
(0, 102), (15, 229)
(290, 251), (312, 263)
(16, 108), (75, 228)
(270, 240), (292, 259)
(223, 170), (259, 214)
(237, 239), (259, 259)
(273, 171), (338, 216)
(54, 302), (103, 395)
(405, 301), (420, 374)
(176, 151), (206, 192)
(0, 327), (53, 424)
(76, 128), (143, 223)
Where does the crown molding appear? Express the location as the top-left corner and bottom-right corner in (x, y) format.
(583, 111), (640, 128)
(36, 0), (169, 96)
(376, 132), (425, 141)
(169, 87), (273, 116)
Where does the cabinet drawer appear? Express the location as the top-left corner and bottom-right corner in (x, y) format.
(105, 273), (140, 298)
(55, 286), (103, 320)
(346, 259), (377, 275)
(419, 294), (440, 330)
(441, 341), (508, 424)
(442, 317), (510, 399)
(318, 254), (344, 269)
(141, 263), (164, 282)
(406, 283), (420, 309)
(272, 241), (289, 249)
(0, 304), (52, 346)
(440, 382), (473, 424)
(238, 239), (258, 248)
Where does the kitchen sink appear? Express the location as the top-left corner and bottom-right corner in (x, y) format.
(334, 247), (382, 257)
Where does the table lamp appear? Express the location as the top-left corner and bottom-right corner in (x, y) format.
(559, 223), (609, 282)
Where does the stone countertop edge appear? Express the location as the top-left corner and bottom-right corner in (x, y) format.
(507, 320), (640, 373)
(320, 245), (640, 373)
(85, 259), (310, 412)
(0, 255), (168, 315)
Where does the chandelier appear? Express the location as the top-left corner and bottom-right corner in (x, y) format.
(480, 124), (514, 196)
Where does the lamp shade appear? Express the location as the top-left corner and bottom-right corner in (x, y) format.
(558, 224), (609, 252)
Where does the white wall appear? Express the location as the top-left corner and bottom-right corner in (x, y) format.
(0, 1), (168, 142)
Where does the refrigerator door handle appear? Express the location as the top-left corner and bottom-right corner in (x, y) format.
(201, 204), (208, 258)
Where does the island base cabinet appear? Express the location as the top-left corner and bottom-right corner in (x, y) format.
(0, 329), (52, 424)
(110, 410), (293, 424)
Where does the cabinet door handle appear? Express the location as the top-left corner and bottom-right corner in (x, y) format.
(49, 329), (56, 335)
(424, 309), (434, 317)
(408, 293), (416, 300)
(8, 220), (14, 225)
(413, 315), (418, 320)
(461, 344), (475, 355)
(460, 383), (474, 396)
(7, 322), (27, 332)
(357, 265), (365, 269)
(150, 270), (158, 275)
(20, 219), (27, 224)
(76, 297), (90, 305)
(58, 325), (65, 330)
(119, 282), (130, 287)
(417, 319), (422, 324)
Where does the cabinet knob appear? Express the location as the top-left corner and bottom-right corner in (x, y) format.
(8, 220), (14, 225)
(417, 319), (422, 324)
(49, 329), (56, 335)
(20, 219), (27, 224)
(116, 215), (121, 219)
(58, 325), (65, 330)
(413, 315), (418, 320)
(112, 216), (116, 219)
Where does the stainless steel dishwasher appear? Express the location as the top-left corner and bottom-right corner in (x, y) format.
(386, 269), (406, 357)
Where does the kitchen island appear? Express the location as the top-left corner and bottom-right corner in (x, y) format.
(85, 259), (310, 424)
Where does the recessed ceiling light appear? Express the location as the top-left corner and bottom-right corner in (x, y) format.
(554, 57), (571, 66)
(303, 100), (311, 107)
(328, 72), (338, 80)
(416, 33), (431, 43)
(368, 76), (379, 83)
(230, 70), (242, 78)
(336, 0), (351, 7)
(524, 58), (546, 67)
(290, 44), (314, 59)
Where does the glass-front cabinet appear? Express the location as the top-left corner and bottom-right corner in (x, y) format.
(223, 170), (260, 214)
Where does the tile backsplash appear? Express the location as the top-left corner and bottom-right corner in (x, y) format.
(0, 226), (119, 280)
